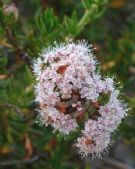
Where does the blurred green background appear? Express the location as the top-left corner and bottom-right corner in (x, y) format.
(0, 0), (135, 168)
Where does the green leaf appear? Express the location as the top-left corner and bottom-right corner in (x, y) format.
(35, 8), (59, 35)
(63, 11), (79, 36)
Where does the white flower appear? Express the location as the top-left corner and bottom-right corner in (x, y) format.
(103, 77), (114, 92)
(33, 40), (128, 158)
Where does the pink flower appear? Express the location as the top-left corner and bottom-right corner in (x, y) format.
(33, 40), (128, 158)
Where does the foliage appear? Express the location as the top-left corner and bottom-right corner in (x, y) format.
(0, 0), (135, 168)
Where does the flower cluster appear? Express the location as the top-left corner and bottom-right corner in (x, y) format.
(33, 40), (128, 158)
(76, 90), (127, 158)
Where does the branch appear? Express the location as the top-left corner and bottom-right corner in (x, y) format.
(0, 18), (32, 69)
(0, 156), (39, 166)
(102, 158), (135, 169)
(0, 103), (23, 116)
(0, 153), (47, 166)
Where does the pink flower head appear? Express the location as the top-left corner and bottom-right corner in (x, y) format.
(33, 40), (128, 158)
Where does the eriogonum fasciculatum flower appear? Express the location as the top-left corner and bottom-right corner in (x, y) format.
(33, 40), (128, 158)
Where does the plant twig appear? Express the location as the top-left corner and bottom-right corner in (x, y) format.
(102, 157), (135, 169)
(0, 103), (23, 116)
(0, 153), (47, 166)
(0, 156), (39, 166)
(77, 4), (98, 32)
